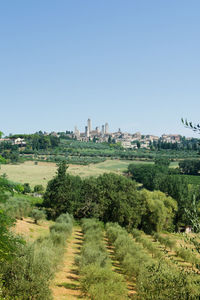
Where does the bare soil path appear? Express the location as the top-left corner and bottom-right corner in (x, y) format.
(52, 227), (84, 300)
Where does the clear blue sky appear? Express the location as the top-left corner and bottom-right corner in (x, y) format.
(1, 0), (200, 137)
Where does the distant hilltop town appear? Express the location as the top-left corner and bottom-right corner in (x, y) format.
(0, 118), (194, 150)
(73, 118), (184, 149)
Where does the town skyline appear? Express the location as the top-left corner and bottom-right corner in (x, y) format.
(1, 116), (198, 140)
(1, 2), (200, 138)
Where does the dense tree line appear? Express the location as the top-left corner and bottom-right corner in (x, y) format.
(150, 137), (200, 151)
(128, 161), (200, 229)
(43, 162), (177, 233)
(179, 159), (200, 175)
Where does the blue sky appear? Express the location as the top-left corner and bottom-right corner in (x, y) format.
(0, 0), (200, 137)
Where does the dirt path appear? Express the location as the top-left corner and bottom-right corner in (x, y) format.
(104, 236), (136, 298)
(51, 227), (84, 300)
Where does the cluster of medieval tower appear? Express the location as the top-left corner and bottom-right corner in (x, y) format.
(74, 119), (109, 138)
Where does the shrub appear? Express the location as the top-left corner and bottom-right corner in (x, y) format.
(176, 247), (199, 266)
(1, 243), (53, 300)
(79, 219), (127, 299)
(136, 262), (200, 299)
(23, 183), (31, 194)
(33, 185), (44, 193)
(3, 197), (32, 220)
(56, 212), (74, 224)
(1, 211), (74, 299)
(50, 222), (72, 236)
(80, 264), (127, 300)
(30, 208), (46, 224)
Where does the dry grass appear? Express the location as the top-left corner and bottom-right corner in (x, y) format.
(51, 228), (84, 300)
(0, 160), (132, 187)
(12, 217), (53, 241)
(0, 159), (177, 187)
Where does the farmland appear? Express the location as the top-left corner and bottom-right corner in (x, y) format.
(0, 159), (177, 187)
(13, 217), (200, 299)
(1, 157), (200, 299)
(0, 159), (138, 187)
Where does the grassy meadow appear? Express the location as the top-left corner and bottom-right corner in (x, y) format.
(0, 159), (145, 187)
(0, 159), (178, 187)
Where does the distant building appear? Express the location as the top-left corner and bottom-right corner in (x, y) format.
(0, 138), (11, 143)
(14, 138), (26, 146)
(74, 126), (80, 137)
(87, 118), (92, 134)
(96, 126), (100, 134)
(101, 125), (105, 135)
(85, 126), (89, 138)
(105, 123), (109, 134)
(161, 134), (181, 143)
(133, 132), (141, 140)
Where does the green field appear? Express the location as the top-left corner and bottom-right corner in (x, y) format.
(0, 160), (131, 187)
(0, 159), (178, 187)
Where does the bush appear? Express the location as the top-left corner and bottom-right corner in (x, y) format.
(79, 219), (127, 299)
(50, 222), (72, 236)
(30, 208), (46, 224)
(3, 197), (32, 220)
(176, 247), (199, 266)
(1, 212), (74, 299)
(23, 183), (31, 194)
(106, 223), (200, 299)
(80, 264), (127, 300)
(136, 262), (200, 299)
(1, 243), (53, 300)
(56, 212), (74, 225)
(153, 233), (176, 251)
(33, 184), (44, 193)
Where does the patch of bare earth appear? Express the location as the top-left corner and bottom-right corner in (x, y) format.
(12, 217), (51, 241)
(104, 236), (136, 298)
(52, 228), (84, 300)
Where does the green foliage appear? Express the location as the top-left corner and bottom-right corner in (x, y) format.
(175, 246), (200, 266)
(106, 223), (200, 299)
(136, 262), (200, 300)
(56, 212), (74, 224)
(33, 184), (44, 193)
(80, 264), (127, 300)
(43, 161), (82, 219)
(128, 162), (191, 226)
(128, 164), (163, 190)
(0, 211), (23, 263)
(0, 178), (24, 263)
(78, 219), (127, 299)
(50, 222), (72, 236)
(1, 243), (53, 300)
(96, 173), (146, 228)
(155, 157), (170, 167)
(43, 164), (146, 229)
(3, 197), (32, 219)
(0, 155), (6, 164)
(153, 233), (176, 251)
(1, 212), (73, 299)
(132, 230), (163, 259)
(106, 223), (153, 278)
(179, 159), (200, 175)
(140, 190), (177, 233)
(23, 182), (31, 194)
(30, 208), (46, 224)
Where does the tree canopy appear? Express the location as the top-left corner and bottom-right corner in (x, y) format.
(43, 162), (177, 232)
